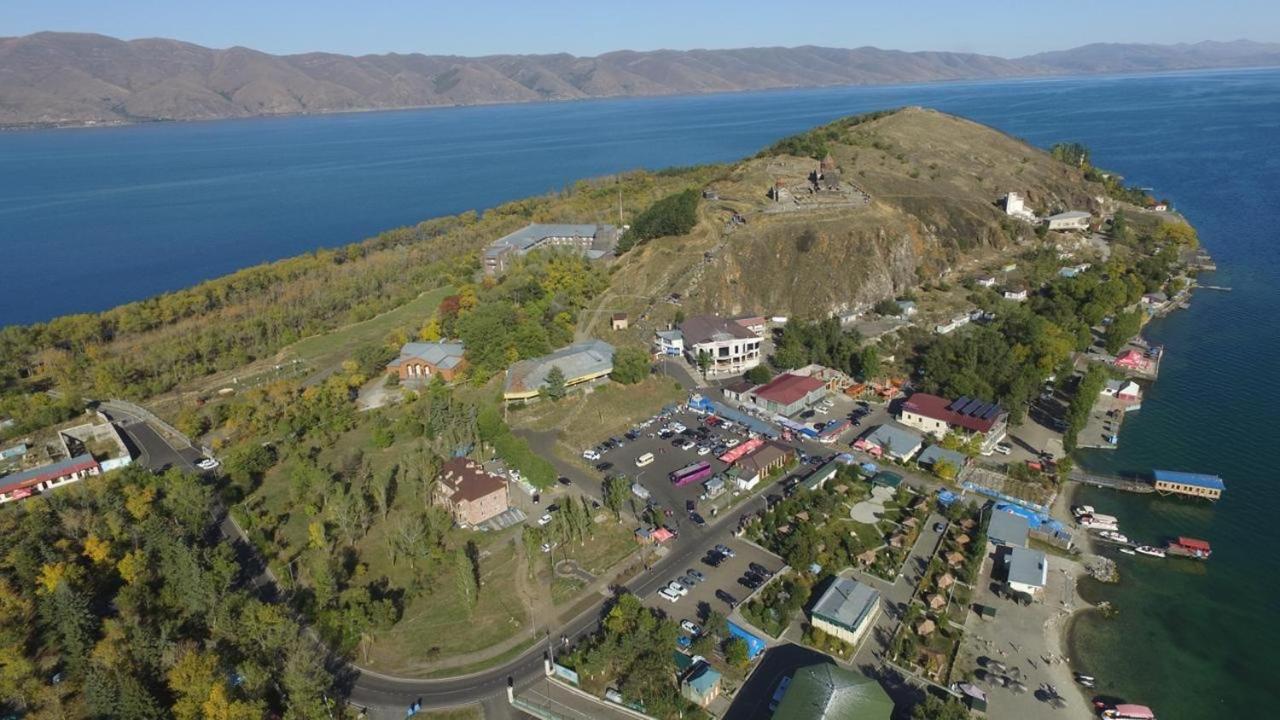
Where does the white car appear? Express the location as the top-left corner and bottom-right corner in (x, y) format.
(724, 438), (740, 448)
(667, 581), (688, 597)
(196, 458), (219, 471)
(994, 443), (1012, 455)
(658, 587), (680, 603)
(540, 542), (555, 553)
(537, 514), (553, 526)
(697, 446), (712, 456)
(678, 440), (696, 451)
(582, 449), (601, 461)
(671, 422), (687, 433)
(680, 620), (702, 635)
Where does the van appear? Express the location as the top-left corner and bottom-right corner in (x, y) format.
(636, 452), (655, 468)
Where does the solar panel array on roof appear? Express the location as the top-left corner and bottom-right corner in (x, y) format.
(961, 398), (983, 415)
(981, 404), (1000, 420)
(948, 396), (970, 412)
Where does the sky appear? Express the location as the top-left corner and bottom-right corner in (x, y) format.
(5, 0), (1278, 58)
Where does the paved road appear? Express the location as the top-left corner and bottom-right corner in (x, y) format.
(348, 466), (785, 716)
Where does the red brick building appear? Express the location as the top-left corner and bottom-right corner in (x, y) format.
(434, 457), (509, 527)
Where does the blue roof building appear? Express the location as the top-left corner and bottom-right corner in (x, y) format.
(1152, 470), (1224, 500)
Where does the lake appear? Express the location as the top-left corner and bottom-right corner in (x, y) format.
(5, 67), (1279, 717)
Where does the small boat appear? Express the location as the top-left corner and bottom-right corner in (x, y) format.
(1073, 505), (1096, 517)
(1101, 703), (1156, 719)
(1119, 548), (1136, 556)
(1134, 545), (1166, 558)
(1072, 672), (1094, 682)
(1077, 678), (1096, 688)
(1098, 531), (1130, 543)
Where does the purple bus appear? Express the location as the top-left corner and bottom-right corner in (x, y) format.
(670, 461), (713, 486)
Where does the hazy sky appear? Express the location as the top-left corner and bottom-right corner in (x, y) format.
(5, 0), (1277, 58)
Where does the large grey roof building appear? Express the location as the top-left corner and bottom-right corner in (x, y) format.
(809, 577), (881, 648)
(771, 662), (894, 720)
(502, 339), (614, 401)
(483, 223), (617, 275)
(988, 508), (1030, 548)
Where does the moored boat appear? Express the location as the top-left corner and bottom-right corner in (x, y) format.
(1119, 548), (1136, 555)
(1134, 545), (1165, 558)
(1100, 703), (1156, 719)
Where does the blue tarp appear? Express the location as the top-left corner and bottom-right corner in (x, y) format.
(688, 394), (778, 437)
(993, 502), (1067, 534)
(937, 490), (958, 506)
(962, 481), (1048, 514)
(727, 621), (766, 660)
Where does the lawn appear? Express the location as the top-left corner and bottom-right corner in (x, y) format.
(551, 577), (586, 606)
(286, 284), (455, 371)
(361, 538), (529, 673)
(556, 517), (640, 576)
(508, 376), (685, 454)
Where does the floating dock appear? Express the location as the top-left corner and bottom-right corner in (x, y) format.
(1067, 469), (1154, 494)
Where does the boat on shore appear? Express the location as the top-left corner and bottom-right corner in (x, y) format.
(1119, 548), (1136, 555)
(1165, 536), (1211, 560)
(1134, 545), (1166, 558)
(1072, 505), (1096, 516)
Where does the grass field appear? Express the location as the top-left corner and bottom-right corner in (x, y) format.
(362, 538), (528, 672)
(508, 376), (684, 453)
(556, 518), (639, 576)
(287, 284), (455, 370)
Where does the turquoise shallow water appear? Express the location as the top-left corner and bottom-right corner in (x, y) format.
(3, 66), (1278, 716)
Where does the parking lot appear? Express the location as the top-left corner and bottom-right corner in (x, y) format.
(584, 407), (761, 528)
(637, 535), (785, 629)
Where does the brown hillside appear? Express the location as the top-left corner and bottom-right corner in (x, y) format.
(599, 107), (1124, 328)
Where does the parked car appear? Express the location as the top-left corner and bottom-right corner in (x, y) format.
(687, 569), (706, 582)
(714, 544), (735, 558)
(537, 514), (553, 526)
(738, 575), (762, 590)
(690, 512), (706, 526)
(540, 542), (554, 553)
(724, 438), (740, 448)
(933, 521), (946, 533)
(557, 477), (572, 486)
(715, 589), (739, 608)
(678, 440), (696, 451)
(196, 458), (219, 471)
(680, 620), (702, 635)
(681, 573), (700, 587)
(546, 504), (560, 513)
(670, 422), (687, 433)
(994, 443), (1012, 455)
(686, 499), (697, 512)
(703, 553), (725, 568)
(667, 581), (688, 597)
(658, 587), (680, 603)
(749, 562), (773, 578)
(582, 449), (601, 461)
(697, 445), (712, 456)
(596, 461), (614, 471)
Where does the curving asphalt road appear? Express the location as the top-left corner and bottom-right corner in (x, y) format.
(347, 485), (779, 716)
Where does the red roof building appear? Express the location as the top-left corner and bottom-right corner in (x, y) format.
(899, 393), (1009, 452)
(0, 454), (101, 504)
(751, 373), (827, 415)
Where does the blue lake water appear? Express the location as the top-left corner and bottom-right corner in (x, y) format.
(4, 67), (1279, 716)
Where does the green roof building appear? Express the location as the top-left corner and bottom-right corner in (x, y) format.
(772, 663), (894, 720)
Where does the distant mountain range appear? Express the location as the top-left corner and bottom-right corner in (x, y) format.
(3, 32), (1279, 127)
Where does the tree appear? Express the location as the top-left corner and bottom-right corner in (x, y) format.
(602, 475), (631, 521)
(912, 694), (972, 720)
(611, 346), (652, 385)
(932, 459), (958, 482)
(724, 637), (749, 667)
(696, 349), (712, 378)
(857, 345), (880, 380)
(618, 188), (700, 252)
(542, 365), (567, 401)
(1104, 310), (1142, 355)
(873, 298), (902, 316)
(744, 364), (773, 385)
(454, 548), (478, 610)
